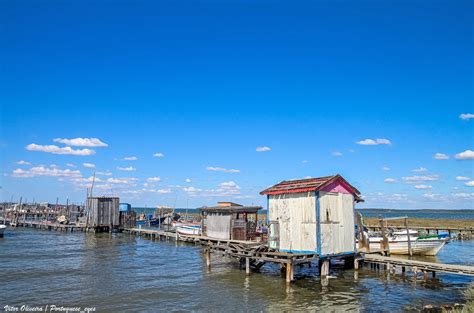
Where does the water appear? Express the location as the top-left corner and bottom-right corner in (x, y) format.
(1, 228), (472, 312)
(133, 208), (474, 220)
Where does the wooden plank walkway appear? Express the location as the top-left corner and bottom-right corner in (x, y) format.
(362, 253), (474, 276)
(124, 227), (318, 282)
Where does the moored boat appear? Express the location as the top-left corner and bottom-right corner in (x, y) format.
(0, 224), (6, 237)
(359, 230), (447, 256)
(174, 222), (202, 235)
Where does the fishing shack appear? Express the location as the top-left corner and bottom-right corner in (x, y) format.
(199, 202), (262, 241)
(260, 174), (363, 258)
(86, 196), (120, 232)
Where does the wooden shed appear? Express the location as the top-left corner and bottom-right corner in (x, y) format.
(86, 197), (120, 230)
(260, 174), (363, 257)
(199, 202), (262, 241)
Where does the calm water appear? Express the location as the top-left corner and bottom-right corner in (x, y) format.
(134, 208), (474, 220)
(1, 228), (473, 312)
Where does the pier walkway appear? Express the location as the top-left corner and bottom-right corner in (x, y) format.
(124, 227), (318, 282)
(361, 253), (474, 277)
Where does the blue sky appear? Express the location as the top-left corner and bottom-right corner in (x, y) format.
(1, 0), (473, 209)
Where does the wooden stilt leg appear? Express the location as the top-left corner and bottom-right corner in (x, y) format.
(246, 257), (250, 275)
(286, 263), (293, 283)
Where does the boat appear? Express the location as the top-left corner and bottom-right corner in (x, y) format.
(174, 222), (202, 235)
(359, 229), (447, 256)
(136, 213), (165, 226)
(0, 224), (6, 237)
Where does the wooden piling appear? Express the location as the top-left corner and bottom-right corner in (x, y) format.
(286, 263), (294, 283)
(245, 257), (250, 275)
(321, 260), (330, 277)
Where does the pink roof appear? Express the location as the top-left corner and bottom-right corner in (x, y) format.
(260, 174), (363, 201)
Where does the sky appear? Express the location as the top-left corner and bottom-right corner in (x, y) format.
(0, 0), (473, 209)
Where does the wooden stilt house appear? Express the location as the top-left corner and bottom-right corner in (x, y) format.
(200, 202), (262, 241)
(260, 174), (363, 257)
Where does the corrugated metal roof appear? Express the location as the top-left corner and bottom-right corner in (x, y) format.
(259, 174), (362, 200)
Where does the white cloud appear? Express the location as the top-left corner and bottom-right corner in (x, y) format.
(117, 166), (136, 171)
(256, 146), (271, 152)
(302, 160), (308, 164)
(17, 160), (31, 165)
(332, 151), (343, 157)
(459, 113), (474, 120)
(66, 163), (76, 168)
(49, 164), (58, 168)
(53, 137), (108, 147)
(412, 167), (428, 173)
(465, 181), (474, 187)
(185, 181), (241, 197)
(147, 177), (161, 182)
(384, 178), (397, 183)
(107, 177), (137, 184)
(415, 184), (432, 189)
(455, 150), (474, 160)
(452, 192), (474, 199)
(153, 152), (164, 158)
(183, 186), (202, 193)
(456, 176), (471, 181)
(71, 176), (103, 183)
(402, 174), (440, 183)
(26, 144), (95, 156)
(356, 138), (391, 145)
(433, 153), (449, 160)
(423, 193), (445, 201)
(206, 166), (240, 173)
(12, 166), (81, 178)
(141, 188), (171, 194)
(83, 163), (95, 168)
(382, 166), (390, 171)
(95, 171), (112, 176)
(122, 156), (138, 161)
(185, 178), (192, 183)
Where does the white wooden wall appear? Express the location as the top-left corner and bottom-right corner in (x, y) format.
(319, 191), (355, 256)
(206, 214), (232, 239)
(268, 192), (316, 252)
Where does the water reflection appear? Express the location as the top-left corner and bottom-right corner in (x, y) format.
(0, 228), (472, 312)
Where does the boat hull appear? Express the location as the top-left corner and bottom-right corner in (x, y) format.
(0, 225), (6, 237)
(360, 239), (446, 256)
(176, 224), (201, 236)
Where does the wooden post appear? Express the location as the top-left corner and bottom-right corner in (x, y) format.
(354, 258), (359, 270)
(205, 249), (211, 268)
(405, 218), (412, 257)
(286, 263), (293, 283)
(413, 266), (418, 281)
(245, 257), (250, 275)
(321, 259), (330, 277)
(380, 219), (389, 256)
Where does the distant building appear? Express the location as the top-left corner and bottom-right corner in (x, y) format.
(86, 197), (120, 231)
(200, 202), (262, 241)
(260, 174), (363, 257)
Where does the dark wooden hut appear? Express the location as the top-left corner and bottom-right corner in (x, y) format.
(199, 202), (262, 241)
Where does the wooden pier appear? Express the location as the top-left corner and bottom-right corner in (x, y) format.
(5, 221), (474, 284)
(360, 253), (474, 278)
(124, 227), (318, 282)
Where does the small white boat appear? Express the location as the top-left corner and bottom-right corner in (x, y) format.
(175, 222), (202, 236)
(0, 224), (6, 237)
(359, 230), (447, 256)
